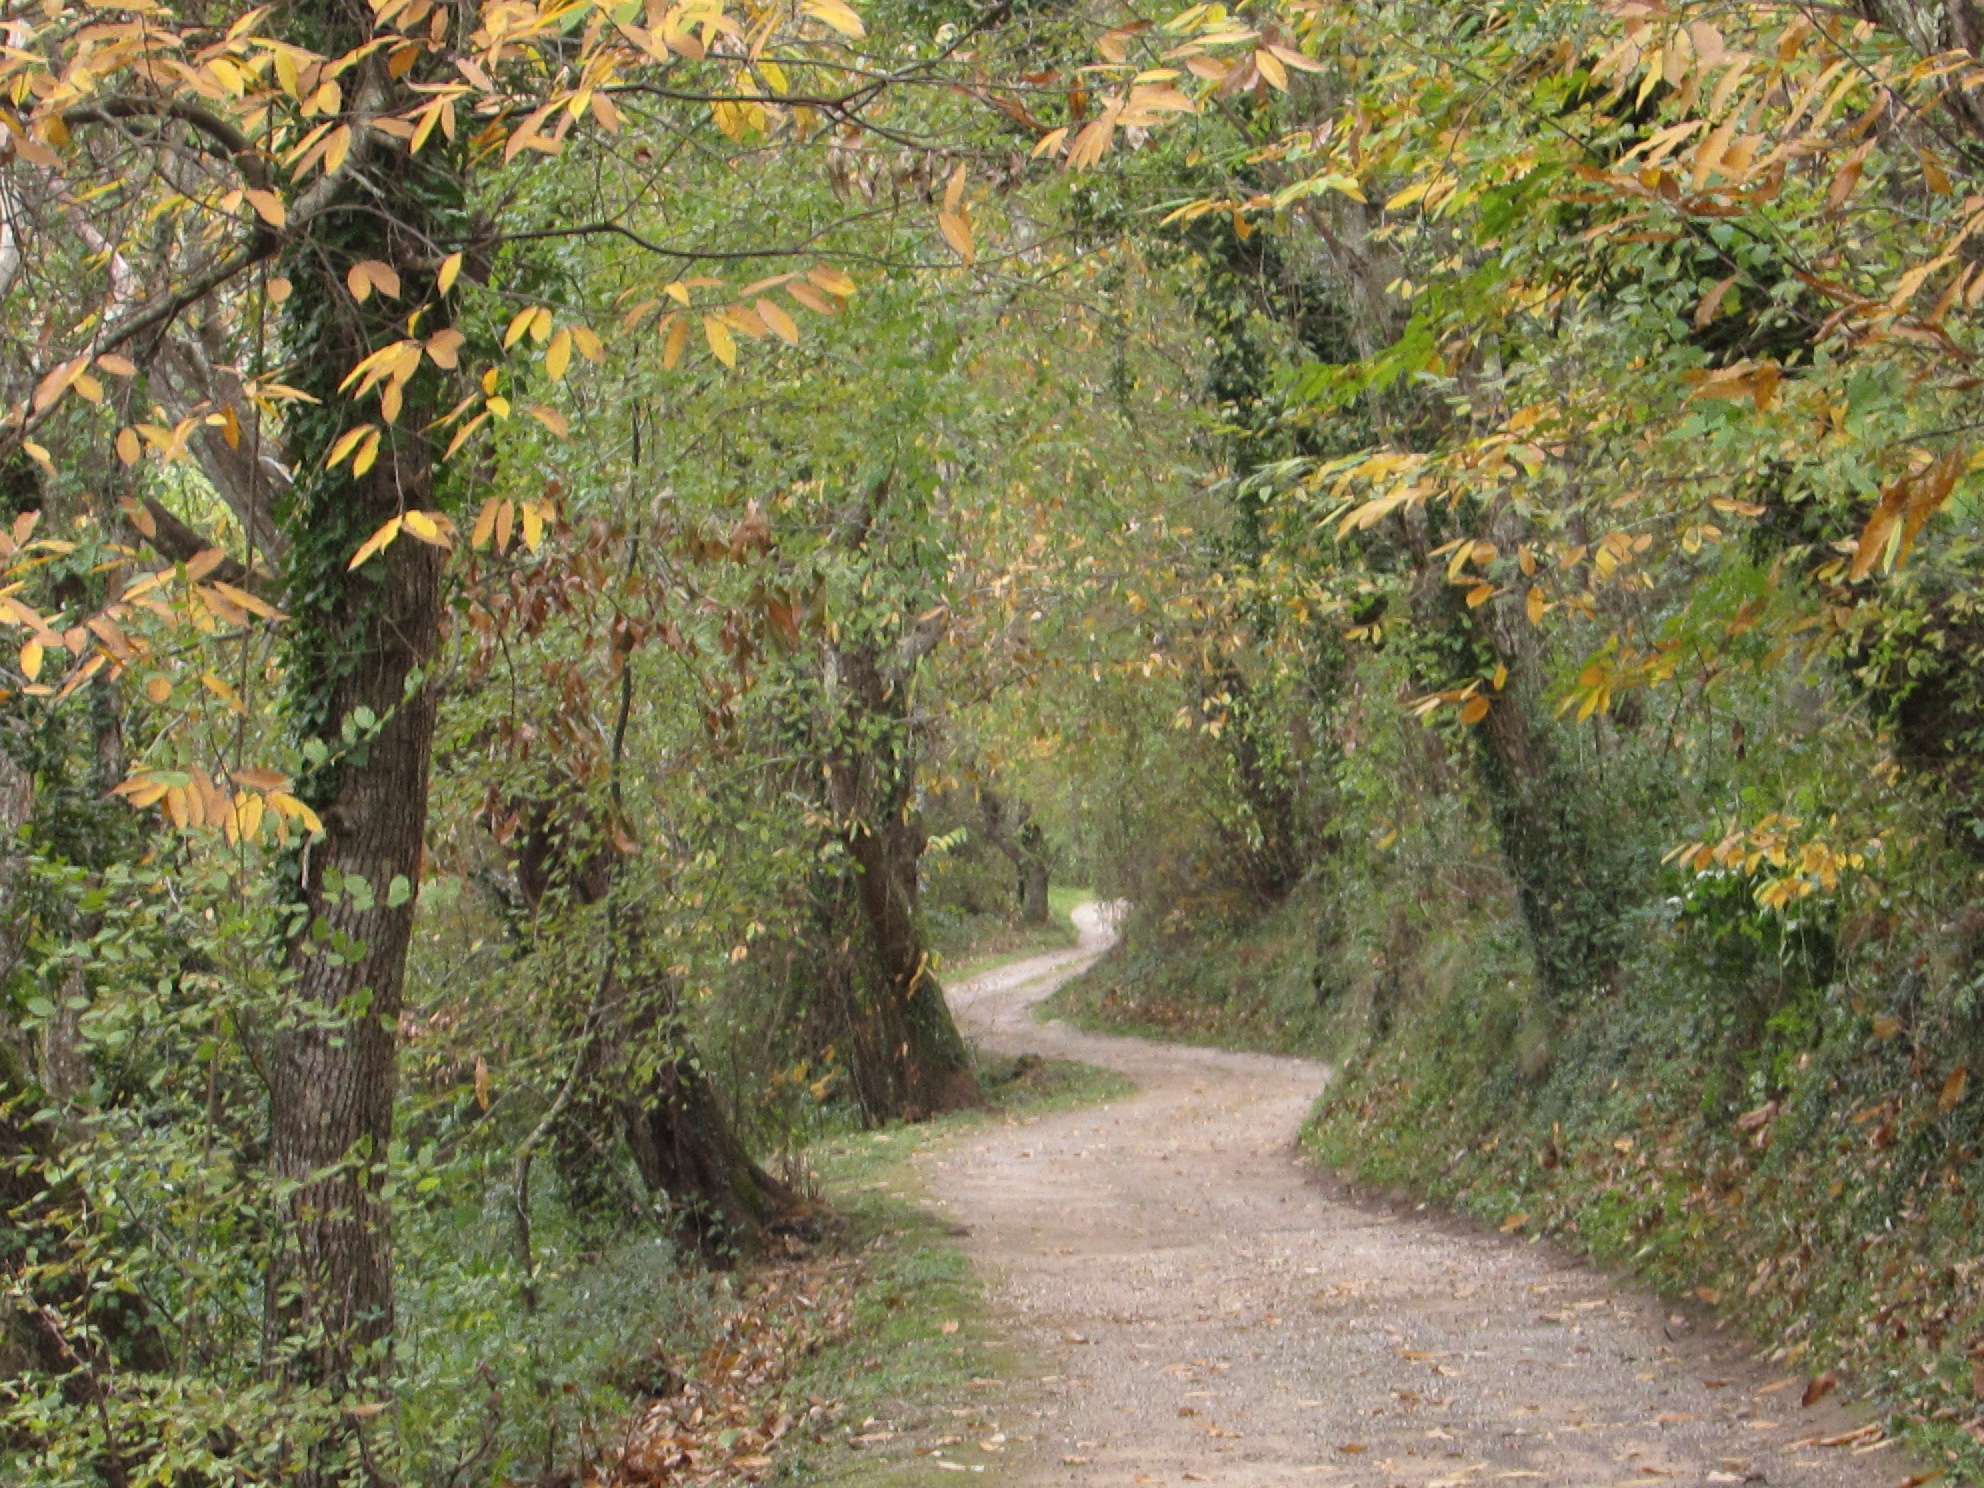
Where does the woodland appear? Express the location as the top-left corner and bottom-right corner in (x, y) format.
(8, 0), (1984, 1482)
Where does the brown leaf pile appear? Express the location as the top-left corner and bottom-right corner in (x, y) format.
(595, 1255), (860, 1486)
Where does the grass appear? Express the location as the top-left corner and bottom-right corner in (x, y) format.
(1037, 894), (1336, 1057)
(934, 885), (1089, 986)
(771, 1049), (1131, 1485)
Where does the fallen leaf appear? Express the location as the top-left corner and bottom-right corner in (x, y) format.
(1338, 1443), (1367, 1454)
(1802, 1370), (1837, 1408)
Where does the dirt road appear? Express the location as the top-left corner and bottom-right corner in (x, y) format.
(922, 903), (1917, 1488)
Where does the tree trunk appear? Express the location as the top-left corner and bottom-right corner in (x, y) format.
(263, 6), (461, 1403)
(1018, 832), (1050, 927)
(975, 783), (1051, 925)
(513, 796), (795, 1260)
(625, 1048), (796, 1260)
(1438, 499), (1633, 1012)
(816, 636), (978, 1123)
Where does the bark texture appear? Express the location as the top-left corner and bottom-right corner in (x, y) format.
(813, 628), (978, 1122)
(263, 0), (460, 1401)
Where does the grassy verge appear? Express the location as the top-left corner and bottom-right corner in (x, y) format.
(1038, 891), (1336, 1056)
(765, 1052), (1131, 1485)
(934, 885), (1088, 986)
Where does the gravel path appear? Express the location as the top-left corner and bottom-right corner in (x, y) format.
(920, 903), (1920, 1488)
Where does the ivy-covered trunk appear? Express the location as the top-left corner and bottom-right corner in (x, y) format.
(1450, 500), (1637, 1013)
(262, 0), (463, 1408)
(817, 637), (977, 1122)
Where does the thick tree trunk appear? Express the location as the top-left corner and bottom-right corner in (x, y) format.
(264, 484), (441, 1389)
(1438, 500), (1631, 1012)
(817, 636), (978, 1123)
(263, 5), (460, 1403)
(513, 797), (795, 1259)
(975, 784), (1051, 925)
(625, 1049), (796, 1259)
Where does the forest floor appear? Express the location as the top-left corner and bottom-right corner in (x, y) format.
(914, 904), (1927, 1488)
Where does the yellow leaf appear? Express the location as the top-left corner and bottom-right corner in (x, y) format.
(350, 427), (382, 478)
(31, 358), (86, 413)
(662, 313), (689, 369)
(326, 423), (376, 470)
(438, 251), (464, 295)
(521, 501), (545, 551)
(525, 404), (570, 436)
(944, 160), (967, 215)
(1255, 47), (1287, 89)
(232, 766), (291, 790)
(244, 189), (287, 227)
(1032, 126), (1069, 160)
(1460, 695), (1489, 725)
(443, 411), (490, 460)
(143, 674), (172, 704)
(1942, 1065), (1969, 1112)
(571, 325), (605, 362)
(201, 670), (246, 714)
(807, 264), (857, 297)
(802, 0), (865, 36)
(704, 316), (737, 367)
(1694, 275), (1738, 329)
(323, 123), (352, 175)
(1065, 115), (1116, 171)
(205, 581), (285, 621)
(544, 327), (572, 381)
(495, 500), (514, 554)
(95, 353), (136, 378)
(471, 498), (500, 550)
(529, 307), (553, 343)
(234, 791), (265, 844)
(269, 792), (324, 835)
(504, 307), (537, 350)
(938, 210), (975, 262)
(115, 427), (141, 465)
(786, 280), (835, 314)
(348, 516), (402, 569)
(126, 779), (170, 809)
(18, 640), (41, 681)
(758, 297), (799, 344)
(425, 328), (465, 369)
(402, 509), (452, 547)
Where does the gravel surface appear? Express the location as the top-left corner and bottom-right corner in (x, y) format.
(920, 903), (1923, 1488)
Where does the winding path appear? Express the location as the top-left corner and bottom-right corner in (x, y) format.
(920, 903), (1916, 1488)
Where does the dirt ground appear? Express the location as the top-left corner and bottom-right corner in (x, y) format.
(921, 903), (1926, 1488)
